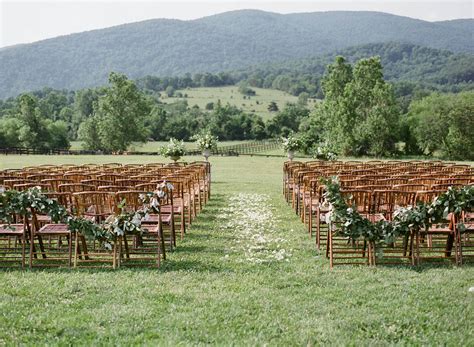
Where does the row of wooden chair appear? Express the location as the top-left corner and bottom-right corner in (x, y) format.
(0, 162), (212, 269)
(283, 160), (473, 268)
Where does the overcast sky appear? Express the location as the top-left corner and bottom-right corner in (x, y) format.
(1, 0), (472, 48)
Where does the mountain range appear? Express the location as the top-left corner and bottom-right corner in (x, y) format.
(0, 10), (472, 98)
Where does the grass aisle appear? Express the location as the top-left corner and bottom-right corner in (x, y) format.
(0, 155), (473, 345)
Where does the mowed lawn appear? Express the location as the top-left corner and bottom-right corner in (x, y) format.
(161, 86), (300, 120)
(0, 155), (473, 345)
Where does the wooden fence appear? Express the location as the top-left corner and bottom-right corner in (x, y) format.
(0, 140), (282, 157)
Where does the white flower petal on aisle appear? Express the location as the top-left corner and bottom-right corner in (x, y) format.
(218, 193), (292, 264)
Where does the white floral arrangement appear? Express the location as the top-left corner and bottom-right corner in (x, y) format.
(159, 138), (186, 158)
(312, 143), (337, 161)
(281, 134), (302, 152)
(192, 131), (218, 151)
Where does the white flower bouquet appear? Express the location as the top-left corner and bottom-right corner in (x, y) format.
(159, 138), (186, 158)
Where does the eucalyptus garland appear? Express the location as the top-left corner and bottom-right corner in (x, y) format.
(0, 187), (67, 224)
(0, 183), (174, 250)
(321, 177), (474, 244)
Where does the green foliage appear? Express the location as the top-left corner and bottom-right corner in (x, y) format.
(165, 86), (176, 97)
(297, 92), (309, 106)
(238, 83), (256, 96)
(306, 56), (399, 156)
(0, 185), (172, 251)
(0, 94), (71, 150)
(0, 118), (22, 148)
(239, 42), (474, 98)
(266, 103), (309, 137)
(46, 120), (70, 149)
(17, 94), (50, 149)
(267, 101), (279, 112)
(0, 187), (67, 224)
(92, 73), (151, 152)
(322, 177), (474, 244)
(408, 91), (474, 160)
(77, 115), (102, 151)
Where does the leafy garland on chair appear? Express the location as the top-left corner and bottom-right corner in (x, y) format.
(0, 187), (67, 224)
(321, 177), (474, 245)
(0, 182), (174, 250)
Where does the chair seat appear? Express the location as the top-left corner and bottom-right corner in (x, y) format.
(37, 223), (71, 235)
(140, 223), (159, 233)
(422, 226), (453, 234)
(311, 205), (331, 212)
(142, 214), (172, 224)
(463, 223), (474, 231)
(161, 205), (182, 213)
(0, 224), (25, 235)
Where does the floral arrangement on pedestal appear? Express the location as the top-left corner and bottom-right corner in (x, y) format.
(312, 143), (338, 161)
(160, 138), (186, 162)
(281, 134), (302, 161)
(192, 131), (218, 161)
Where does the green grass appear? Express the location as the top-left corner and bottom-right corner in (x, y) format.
(1, 155), (473, 345)
(161, 86), (299, 120)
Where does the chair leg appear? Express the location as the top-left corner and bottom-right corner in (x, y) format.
(74, 233), (78, 268)
(37, 236), (46, 259)
(21, 234), (26, 269)
(158, 221), (166, 260)
(329, 229), (334, 269)
(68, 234), (72, 268)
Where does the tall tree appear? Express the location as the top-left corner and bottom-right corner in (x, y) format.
(17, 94), (49, 149)
(348, 57), (399, 156)
(309, 56), (399, 156)
(94, 72), (151, 152)
(408, 91), (474, 160)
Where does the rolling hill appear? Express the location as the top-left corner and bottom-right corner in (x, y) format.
(0, 10), (472, 98)
(234, 42), (474, 89)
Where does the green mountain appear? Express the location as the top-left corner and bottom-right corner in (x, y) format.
(235, 42), (474, 90)
(434, 19), (474, 32)
(0, 10), (472, 98)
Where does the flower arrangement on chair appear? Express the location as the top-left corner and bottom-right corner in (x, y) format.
(192, 131), (218, 161)
(281, 134), (302, 161)
(160, 138), (186, 162)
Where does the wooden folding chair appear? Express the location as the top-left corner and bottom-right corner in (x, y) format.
(114, 190), (166, 268)
(411, 190), (458, 265)
(72, 191), (117, 268)
(458, 211), (474, 265)
(0, 221), (28, 268)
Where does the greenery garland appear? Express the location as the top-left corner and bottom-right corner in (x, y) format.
(0, 187), (67, 224)
(321, 177), (474, 245)
(0, 183), (173, 250)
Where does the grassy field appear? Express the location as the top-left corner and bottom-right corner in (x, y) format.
(1, 155), (473, 345)
(161, 86), (300, 120)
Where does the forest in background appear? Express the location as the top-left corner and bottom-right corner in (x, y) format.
(1, 46), (472, 160)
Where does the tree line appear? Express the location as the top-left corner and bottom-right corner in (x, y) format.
(0, 56), (472, 160)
